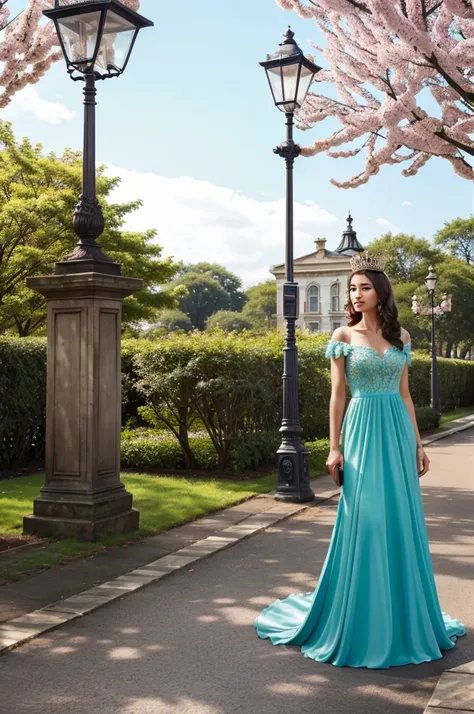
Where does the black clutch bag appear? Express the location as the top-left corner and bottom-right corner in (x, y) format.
(335, 464), (344, 487)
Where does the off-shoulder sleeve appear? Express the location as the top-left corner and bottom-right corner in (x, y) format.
(325, 339), (352, 359)
(403, 342), (412, 366)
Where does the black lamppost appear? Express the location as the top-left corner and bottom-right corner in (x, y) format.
(260, 28), (321, 503)
(426, 267), (441, 414)
(43, 1), (153, 275)
(412, 266), (452, 415)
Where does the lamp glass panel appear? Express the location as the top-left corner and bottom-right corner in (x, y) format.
(425, 276), (437, 292)
(56, 11), (102, 70)
(266, 65), (284, 105)
(95, 11), (136, 73)
(296, 64), (314, 105)
(56, 1), (93, 5)
(280, 62), (301, 112)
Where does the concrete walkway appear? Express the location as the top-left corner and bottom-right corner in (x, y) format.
(0, 427), (472, 713)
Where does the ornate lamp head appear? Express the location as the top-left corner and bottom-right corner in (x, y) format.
(349, 251), (386, 276)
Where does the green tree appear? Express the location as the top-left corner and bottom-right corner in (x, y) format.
(153, 309), (193, 333)
(205, 311), (252, 332)
(177, 262), (247, 311)
(242, 279), (276, 328)
(420, 260), (474, 359)
(169, 272), (232, 331)
(0, 121), (180, 336)
(392, 282), (429, 349)
(368, 233), (443, 284)
(434, 217), (474, 265)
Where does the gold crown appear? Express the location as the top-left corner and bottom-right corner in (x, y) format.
(349, 251), (386, 274)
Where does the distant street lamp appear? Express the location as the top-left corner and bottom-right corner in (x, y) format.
(43, 0), (153, 275)
(411, 266), (452, 414)
(260, 28), (321, 503)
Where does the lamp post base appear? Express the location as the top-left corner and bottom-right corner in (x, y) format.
(275, 437), (315, 503)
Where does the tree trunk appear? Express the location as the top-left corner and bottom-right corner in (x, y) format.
(217, 440), (231, 472)
(177, 409), (195, 470)
(460, 344), (472, 360)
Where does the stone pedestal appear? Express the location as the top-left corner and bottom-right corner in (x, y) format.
(23, 273), (143, 541)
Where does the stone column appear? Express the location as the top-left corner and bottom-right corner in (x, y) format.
(23, 272), (142, 541)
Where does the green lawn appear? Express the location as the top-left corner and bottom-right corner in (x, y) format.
(0, 471), (277, 581)
(0, 447), (329, 583)
(439, 407), (474, 429)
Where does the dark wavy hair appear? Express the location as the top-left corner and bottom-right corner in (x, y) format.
(346, 270), (403, 351)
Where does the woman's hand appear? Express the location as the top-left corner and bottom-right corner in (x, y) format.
(326, 449), (344, 484)
(417, 445), (430, 477)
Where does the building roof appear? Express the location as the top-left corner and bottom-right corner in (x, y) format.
(335, 213), (365, 256)
(270, 213), (364, 273)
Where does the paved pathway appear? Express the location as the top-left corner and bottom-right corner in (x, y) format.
(0, 430), (472, 714)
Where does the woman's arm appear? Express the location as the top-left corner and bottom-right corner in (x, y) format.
(326, 328), (348, 479)
(399, 331), (430, 477)
(329, 355), (347, 452)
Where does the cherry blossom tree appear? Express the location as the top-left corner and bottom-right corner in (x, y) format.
(0, 0), (140, 109)
(276, 0), (474, 187)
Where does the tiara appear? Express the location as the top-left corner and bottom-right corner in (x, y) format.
(349, 251), (386, 274)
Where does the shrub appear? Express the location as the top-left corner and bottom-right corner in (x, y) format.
(120, 431), (278, 473)
(409, 352), (474, 410)
(306, 438), (331, 474)
(228, 430), (279, 472)
(414, 406), (441, 432)
(3, 331), (474, 473)
(121, 433), (184, 470)
(0, 338), (47, 473)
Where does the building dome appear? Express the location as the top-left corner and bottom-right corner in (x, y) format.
(335, 213), (364, 256)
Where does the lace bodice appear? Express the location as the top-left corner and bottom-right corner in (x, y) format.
(325, 340), (411, 397)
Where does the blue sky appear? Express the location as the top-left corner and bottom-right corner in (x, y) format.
(3, 0), (474, 286)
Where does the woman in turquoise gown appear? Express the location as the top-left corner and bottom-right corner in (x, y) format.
(255, 254), (465, 669)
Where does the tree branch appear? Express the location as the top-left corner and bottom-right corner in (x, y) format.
(435, 127), (474, 157)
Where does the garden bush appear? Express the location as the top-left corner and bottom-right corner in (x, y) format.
(409, 352), (474, 409)
(2, 332), (474, 472)
(413, 406), (441, 432)
(121, 430), (279, 473)
(306, 438), (331, 471)
(0, 338), (47, 473)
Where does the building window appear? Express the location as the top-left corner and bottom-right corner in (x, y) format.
(331, 283), (340, 312)
(308, 285), (319, 313)
(333, 322), (341, 331)
(308, 322), (319, 334)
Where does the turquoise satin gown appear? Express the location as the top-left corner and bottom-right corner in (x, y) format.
(255, 340), (466, 669)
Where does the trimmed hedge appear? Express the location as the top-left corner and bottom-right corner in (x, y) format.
(409, 351), (474, 410)
(120, 430), (332, 475)
(414, 406), (441, 432)
(0, 338), (47, 472)
(121, 432), (218, 471)
(120, 430), (279, 473)
(2, 333), (474, 472)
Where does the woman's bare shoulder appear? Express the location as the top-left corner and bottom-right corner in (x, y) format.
(331, 326), (351, 344)
(400, 327), (411, 345)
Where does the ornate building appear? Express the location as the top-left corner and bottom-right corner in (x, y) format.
(270, 214), (364, 333)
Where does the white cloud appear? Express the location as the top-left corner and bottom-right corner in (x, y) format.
(104, 165), (338, 287)
(11, 86), (75, 124)
(401, 201), (413, 207)
(376, 217), (400, 233)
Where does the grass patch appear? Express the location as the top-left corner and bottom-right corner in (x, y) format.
(0, 471), (278, 582)
(439, 407), (474, 429)
(0, 443), (330, 583)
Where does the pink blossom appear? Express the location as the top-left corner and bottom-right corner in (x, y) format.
(0, 0), (141, 107)
(277, 0), (474, 186)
